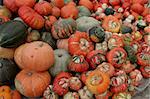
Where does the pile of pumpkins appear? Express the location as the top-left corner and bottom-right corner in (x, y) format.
(0, 0), (149, 98)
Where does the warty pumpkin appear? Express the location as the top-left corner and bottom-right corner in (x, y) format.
(15, 69), (51, 97)
(14, 41), (54, 72)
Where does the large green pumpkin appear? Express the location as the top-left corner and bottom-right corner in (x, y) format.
(0, 58), (20, 85)
(51, 18), (77, 39)
(76, 16), (100, 32)
(77, 6), (91, 18)
(0, 20), (27, 48)
(49, 49), (71, 77)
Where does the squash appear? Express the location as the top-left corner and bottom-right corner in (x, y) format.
(0, 6), (11, 18)
(0, 58), (20, 85)
(77, 6), (91, 18)
(131, 3), (144, 14)
(45, 15), (57, 31)
(18, 6), (44, 29)
(3, 0), (18, 12)
(0, 20), (27, 48)
(88, 26), (105, 43)
(51, 18), (77, 39)
(51, 6), (60, 18)
(104, 8), (115, 16)
(0, 15), (10, 25)
(79, 0), (93, 10)
(61, 3), (78, 19)
(51, 0), (64, 8)
(15, 0), (36, 8)
(49, 49), (71, 76)
(120, 25), (133, 34)
(15, 69), (51, 97)
(41, 32), (57, 49)
(76, 16), (100, 32)
(14, 41), (54, 72)
(57, 38), (69, 51)
(0, 47), (15, 59)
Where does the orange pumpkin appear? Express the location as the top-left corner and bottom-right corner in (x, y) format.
(45, 15), (57, 31)
(142, 8), (150, 17)
(0, 92), (11, 99)
(11, 90), (21, 99)
(57, 38), (69, 51)
(52, 6), (60, 18)
(15, 69), (51, 97)
(0, 86), (11, 93)
(102, 15), (121, 33)
(51, 0), (64, 8)
(79, 0), (93, 10)
(14, 41), (54, 71)
(131, 3), (144, 14)
(61, 3), (78, 19)
(15, 0), (36, 8)
(86, 70), (110, 94)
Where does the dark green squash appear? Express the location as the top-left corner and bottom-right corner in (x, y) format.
(104, 8), (115, 16)
(120, 25), (133, 34)
(0, 58), (20, 85)
(77, 6), (91, 18)
(0, 20), (27, 48)
(88, 26), (105, 43)
(41, 32), (57, 49)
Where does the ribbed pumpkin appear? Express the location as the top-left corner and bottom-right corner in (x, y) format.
(51, 0), (64, 8)
(79, 0), (93, 10)
(3, 0), (18, 12)
(49, 49), (71, 76)
(51, 18), (77, 39)
(15, 69), (51, 97)
(76, 16), (100, 32)
(0, 20), (27, 48)
(51, 6), (61, 18)
(15, 0), (36, 8)
(0, 58), (19, 85)
(57, 38), (69, 51)
(77, 6), (91, 18)
(14, 41), (54, 72)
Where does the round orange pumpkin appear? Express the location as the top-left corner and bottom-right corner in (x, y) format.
(51, 0), (64, 8)
(131, 3), (144, 14)
(14, 41), (54, 71)
(15, 0), (36, 8)
(15, 69), (51, 97)
(79, 0), (93, 10)
(52, 6), (61, 18)
(61, 3), (78, 19)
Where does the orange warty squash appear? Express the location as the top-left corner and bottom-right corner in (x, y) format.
(86, 70), (110, 94)
(79, 0), (93, 10)
(14, 41), (54, 71)
(15, 69), (51, 97)
(61, 3), (78, 19)
(51, 0), (64, 8)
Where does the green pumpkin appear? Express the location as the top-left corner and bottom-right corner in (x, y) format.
(49, 49), (71, 77)
(0, 58), (20, 85)
(51, 18), (77, 39)
(88, 26), (105, 43)
(76, 16), (100, 32)
(77, 6), (91, 18)
(120, 25), (133, 34)
(0, 20), (27, 48)
(41, 32), (57, 49)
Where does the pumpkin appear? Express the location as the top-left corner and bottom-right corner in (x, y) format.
(86, 50), (106, 69)
(63, 92), (79, 99)
(45, 15), (57, 31)
(0, 15), (10, 24)
(51, 0), (64, 8)
(14, 41), (54, 72)
(102, 15), (121, 33)
(0, 47), (15, 59)
(109, 0), (120, 6)
(85, 70), (110, 94)
(51, 18), (77, 39)
(26, 29), (41, 43)
(76, 16), (100, 32)
(57, 39), (69, 51)
(120, 25), (133, 34)
(34, 1), (52, 16)
(0, 20), (27, 48)
(49, 49), (71, 76)
(142, 8), (150, 17)
(3, 0), (18, 12)
(104, 8), (115, 16)
(15, 0), (36, 8)
(61, 3), (78, 19)
(15, 69), (51, 97)
(11, 90), (21, 99)
(69, 77), (82, 91)
(18, 6), (44, 29)
(112, 92), (132, 99)
(41, 32), (57, 49)
(79, 0), (93, 10)
(77, 6), (91, 18)
(0, 6), (11, 18)
(68, 55), (89, 72)
(88, 26), (105, 43)
(0, 58), (19, 85)
(51, 6), (61, 18)
(68, 31), (94, 56)
(131, 3), (144, 14)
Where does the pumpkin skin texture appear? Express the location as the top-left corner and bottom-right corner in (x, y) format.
(79, 0), (93, 10)
(15, 0), (36, 8)
(68, 31), (94, 56)
(3, 0), (18, 12)
(0, 20), (27, 48)
(14, 41), (54, 72)
(0, 58), (19, 85)
(34, 1), (52, 16)
(0, 47), (15, 59)
(49, 49), (71, 77)
(131, 3), (144, 14)
(77, 6), (91, 18)
(61, 3), (78, 19)
(57, 39), (69, 51)
(76, 16), (100, 32)
(85, 70), (110, 95)
(51, 0), (65, 8)
(15, 69), (51, 97)
(18, 6), (44, 29)
(51, 18), (77, 39)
